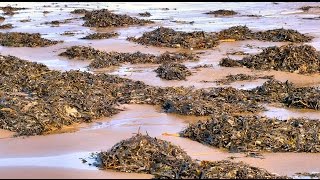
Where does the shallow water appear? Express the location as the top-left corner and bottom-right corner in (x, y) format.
(1, 2), (320, 179)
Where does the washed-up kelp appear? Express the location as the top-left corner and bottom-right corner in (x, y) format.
(0, 55), (153, 136)
(81, 32), (119, 40)
(59, 45), (198, 69)
(0, 6), (27, 15)
(217, 26), (312, 42)
(97, 134), (287, 179)
(299, 6), (320, 11)
(127, 27), (219, 49)
(20, 19), (31, 22)
(284, 86), (320, 110)
(70, 9), (88, 14)
(139, 11), (151, 17)
(295, 172), (320, 179)
(0, 23), (13, 29)
(215, 74), (274, 85)
(83, 9), (154, 27)
(180, 114), (320, 153)
(254, 28), (312, 42)
(219, 57), (242, 67)
(97, 134), (288, 179)
(204, 9), (238, 16)
(157, 86), (264, 116)
(0, 16), (4, 21)
(155, 63), (192, 80)
(0, 32), (61, 47)
(219, 44), (320, 74)
(43, 19), (72, 26)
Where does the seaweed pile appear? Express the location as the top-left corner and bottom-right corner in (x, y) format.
(0, 16), (4, 21)
(97, 134), (287, 179)
(180, 114), (320, 152)
(83, 9), (154, 27)
(215, 74), (274, 85)
(0, 32), (62, 47)
(127, 27), (219, 49)
(204, 9), (238, 16)
(81, 32), (119, 40)
(219, 44), (320, 74)
(0, 55), (153, 135)
(299, 6), (320, 11)
(0, 23), (13, 29)
(138, 11), (151, 17)
(59, 46), (198, 69)
(128, 26), (311, 49)
(154, 63), (192, 80)
(70, 9), (88, 14)
(43, 19), (72, 26)
(0, 6), (27, 15)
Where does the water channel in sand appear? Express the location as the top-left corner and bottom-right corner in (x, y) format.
(1, 1), (320, 179)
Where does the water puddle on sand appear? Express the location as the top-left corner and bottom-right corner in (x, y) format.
(263, 104), (320, 120)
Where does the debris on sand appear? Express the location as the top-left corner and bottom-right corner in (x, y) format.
(83, 9), (154, 27)
(215, 74), (274, 85)
(127, 27), (219, 49)
(80, 32), (119, 40)
(138, 11), (151, 17)
(43, 19), (72, 26)
(221, 44), (320, 74)
(154, 63), (192, 80)
(226, 51), (250, 56)
(191, 64), (214, 69)
(97, 134), (199, 179)
(0, 16), (4, 21)
(61, 31), (76, 36)
(70, 9), (88, 14)
(59, 46), (198, 69)
(170, 20), (195, 25)
(0, 23), (13, 29)
(219, 57), (242, 67)
(42, 11), (50, 14)
(217, 25), (254, 41)
(299, 6), (320, 11)
(254, 28), (313, 42)
(0, 6), (27, 15)
(0, 32), (62, 47)
(204, 9), (238, 16)
(20, 19), (31, 22)
(180, 114), (320, 152)
(295, 172), (320, 179)
(97, 134), (288, 179)
(284, 86), (320, 110)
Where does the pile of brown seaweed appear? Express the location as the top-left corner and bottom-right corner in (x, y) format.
(128, 26), (311, 49)
(97, 134), (287, 179)
(0, 16), (4, 21)
(43, 19), (72, 26)
(219, 44), (320, 74)
(299, 6), (320, 11)
(0, 23), (13, 29)
(0, 55), (152, 135)
(127, 27), (219, 49)
(70, 9), (88, 14)
(154, 63), (192, 80)
(215, 74), (274, 85)
(204, 9), (238, 16)
(80, 32), (119, 40)
(59, 46), (198, 69)
(180, 114), (320, 152)
(0, 32), (62, 47)
(138, 11), (151, 17)
(0, 6), (27, 15)
(83, 9), (154, 27)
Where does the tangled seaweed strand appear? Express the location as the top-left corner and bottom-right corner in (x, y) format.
(127, 27), (219, 49)
(154, 63), (192, 80)
(59, 46), (198, 69)
(180, 114), (320, 153)
(98, 134), (287, 179)
(215, 74), (274, 85)
(204, 9), (238, 16)
(0, 32), (61, 47)
(81, 32), (119, 40)
(83, 9), (154, 27)
(219, 44), (320, 74)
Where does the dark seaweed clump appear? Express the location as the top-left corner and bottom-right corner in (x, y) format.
(81, 32), (119, 40)
(215, 74), (274, 85)
(219, 44), (320, 74)
(154, 63), (192, 80)
(204, 9), (238, 16)
(0, 32), (62, 47)
(0, 6), (27, 15)
(70, 9), (88, 14)
(59, 46), (198, 69)
(139, 11), (151, 17)
(97, 134), (287, 179)
(0, 23), (13, 29)
(180, 114), (320, 153)
(83, 9), (154, 27)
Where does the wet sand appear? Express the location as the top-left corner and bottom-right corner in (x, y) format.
(1, 2), (320, 179)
